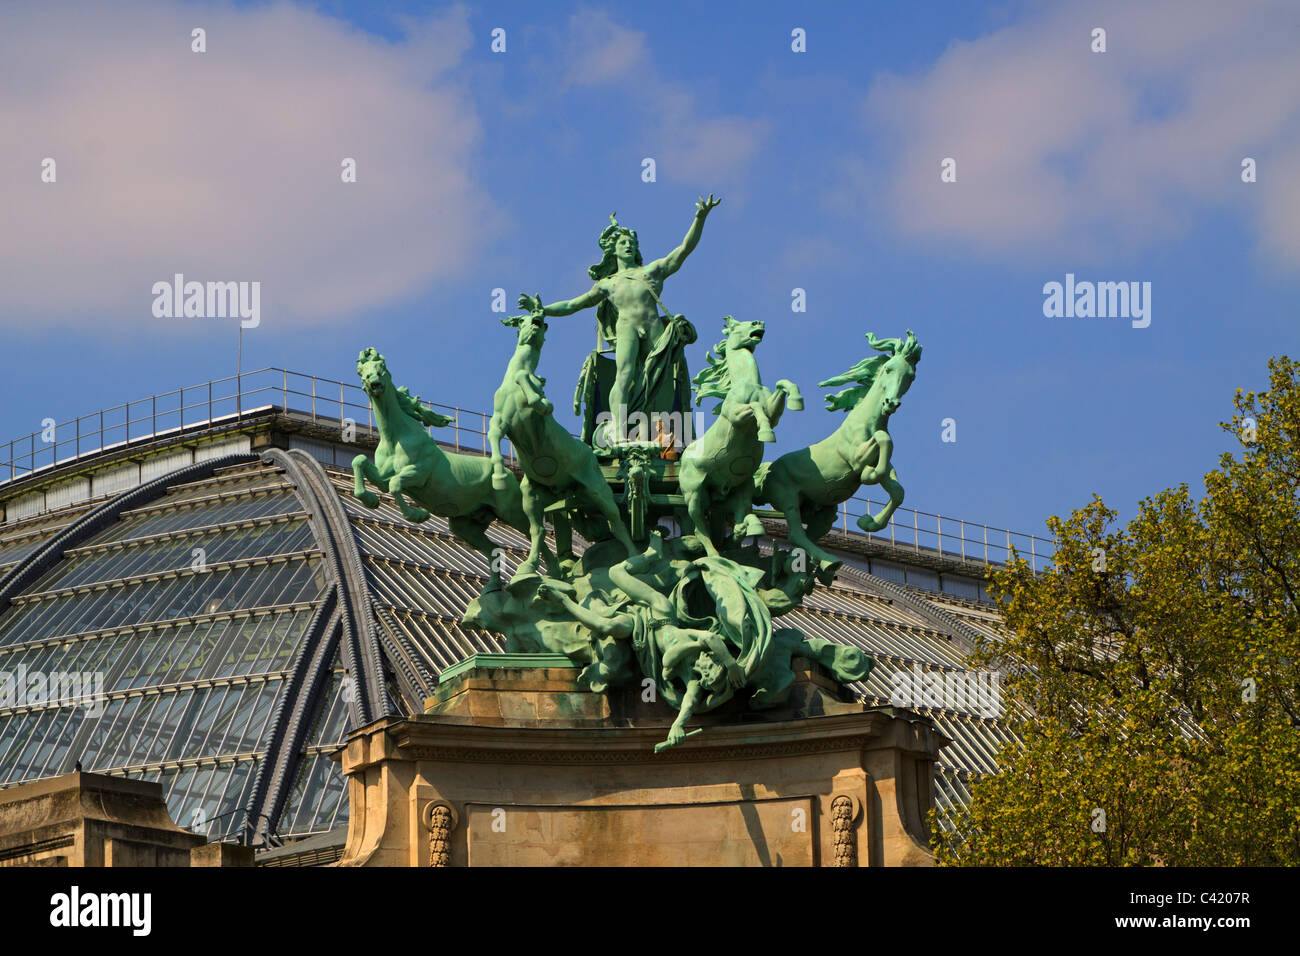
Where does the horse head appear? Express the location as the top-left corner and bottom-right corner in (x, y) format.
(356, 347), (392, 400)
(720, 315), (765, 355)
(820, 330), (922, 418)
(692, 315), (782, 421)
(869, 331), (921, 416)
(502, 311), (548, 350)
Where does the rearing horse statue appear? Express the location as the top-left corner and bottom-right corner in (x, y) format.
(753, 330), (921, 582)
(351, 347), (551, 586)
(679, 317), (802, 556)
(487, 312), (637, 580)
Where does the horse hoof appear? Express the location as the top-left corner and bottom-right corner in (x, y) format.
(787, 396), (805, 411)
(816, 560), (842, 585)
(404, 508), (430, 523)
(758, 428), (776, 443)
(356, 491), (380, 509)
(491, 472), (509, 491)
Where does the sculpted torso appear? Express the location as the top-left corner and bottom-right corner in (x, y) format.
(598, 267), (665, 339)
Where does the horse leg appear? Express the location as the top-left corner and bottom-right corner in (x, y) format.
(750, 398), (776, 443)
(576, 469), (635, 558)
(389, 465), (430, 522)
(724, 481), (764, 541)
(774, 379), (804, 412)
(530, 503), (563, 580)
(859, 429), (894, 484)
(449, 514), (506, 587)
(514, 370), (553, 415)
(760, 386), (794, 436)
(515, 476), (549, 578)
(351, 455), (381, 509)
(487, 410), (510, 491)
(485, 478), (557, 577)
(679, 465), (720, 557)
(766, 486), (841, 582)
(804, 503), (838, 542)
(551, 506), (578, 576)
(723, 400), (753, 428)
(858, 467), (904, 533)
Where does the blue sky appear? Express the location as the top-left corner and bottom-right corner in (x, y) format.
(3, 0), (1298, 543)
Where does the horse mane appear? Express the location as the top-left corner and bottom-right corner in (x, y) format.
(396, 386), (454, 428)
(692, 316), (755, 408)
(691, 335), (731, 408)
(357, 348), (453, 428)
(819, 330), (922, 413)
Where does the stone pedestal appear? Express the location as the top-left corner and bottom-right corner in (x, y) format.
(337, 655), (944, 867)
(0, 772), (230, 867)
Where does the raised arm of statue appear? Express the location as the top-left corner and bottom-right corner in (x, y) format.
(517, 285), (607, 318)
(647, 195), (720, 279)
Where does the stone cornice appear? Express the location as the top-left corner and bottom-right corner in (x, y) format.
(343, 708), (944, 772)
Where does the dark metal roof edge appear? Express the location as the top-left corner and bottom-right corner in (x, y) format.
(240, 594), (342, 846)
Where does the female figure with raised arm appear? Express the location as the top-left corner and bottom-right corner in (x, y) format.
(518, 196), (719, 444)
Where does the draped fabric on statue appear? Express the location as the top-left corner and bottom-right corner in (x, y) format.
(675, 557), (772, 680)
(621, 556), (775, 712)
(626, 607), (677, 705)
(575, 316), (696, 444)
(672, 556), (774, 713)
(631, 316), (696, 426)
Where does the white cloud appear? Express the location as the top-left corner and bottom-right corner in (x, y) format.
(561, 9), (650, 88)
(0, 0), (501, 332)
(559, 8), (769, 184)
(840, 0), (1300, 268)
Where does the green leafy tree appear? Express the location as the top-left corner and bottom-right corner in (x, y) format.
(936, 357), (1300, 865)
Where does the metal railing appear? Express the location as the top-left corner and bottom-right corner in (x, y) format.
(835, 497), (1053, 573)
(0, 367), (1053, 570)
(0, 367), (503, 488)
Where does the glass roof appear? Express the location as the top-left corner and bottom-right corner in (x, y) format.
(0, 462), (339, 843)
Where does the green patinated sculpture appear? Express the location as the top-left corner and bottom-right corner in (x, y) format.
(361, 199), (923, 754)
(351, 348), (554, 587)
(519, 197), (718, 446)
(527, 532), (871, 751)
(485, 311), (637, 580)
(679, 317), (802, 556)
(462, 574), (613, 664)
(754, 330), (922, 581)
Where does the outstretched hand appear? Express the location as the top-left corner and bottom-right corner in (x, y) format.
(517, 292), (543, 315)
(695, 194), (721, 217)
